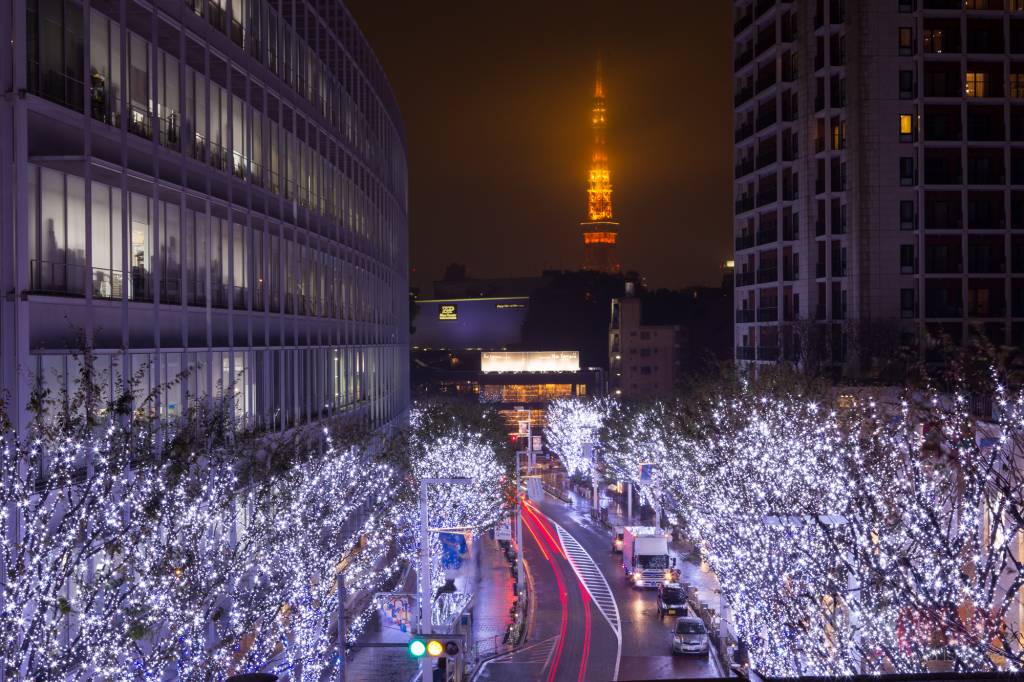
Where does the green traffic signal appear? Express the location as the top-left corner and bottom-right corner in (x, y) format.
(408, 639), (426, 658)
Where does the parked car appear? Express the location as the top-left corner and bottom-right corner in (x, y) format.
(612, 526), (624, 553)
(671, 616), (709, 656)
(656, 582), (687, 618)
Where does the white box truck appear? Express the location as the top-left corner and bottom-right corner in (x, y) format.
(622, 526), (670, 588)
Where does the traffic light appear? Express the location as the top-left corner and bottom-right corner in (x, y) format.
(407, 635), (461, 659)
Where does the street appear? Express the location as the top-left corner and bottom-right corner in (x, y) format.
(477, 489), (722, 681)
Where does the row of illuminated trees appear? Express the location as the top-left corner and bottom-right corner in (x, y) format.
(544, 377), (1024, 674)
(0, 364), (510, 680)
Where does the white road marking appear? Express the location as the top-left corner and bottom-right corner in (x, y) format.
(550, 517), (622, 681)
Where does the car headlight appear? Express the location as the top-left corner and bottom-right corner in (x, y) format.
(632, 573), (643, 584)
(663, 571), (672, 581)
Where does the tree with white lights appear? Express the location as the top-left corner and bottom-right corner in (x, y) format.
(542, 369), (1024, 674)
(544, 398), (607, 486)
(398, 403), (510, 594)
(0, 357), (408, 679)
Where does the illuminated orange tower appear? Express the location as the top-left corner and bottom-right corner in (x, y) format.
(581, 59), (621, 273)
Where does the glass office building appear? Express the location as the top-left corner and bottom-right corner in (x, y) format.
(0, 0), (409, 433)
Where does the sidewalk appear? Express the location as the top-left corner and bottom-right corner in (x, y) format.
(345, 567), (420, 682)
(461, 533), (516, 659)
(346, 533), (516, 681)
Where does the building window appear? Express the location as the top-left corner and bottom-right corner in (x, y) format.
(900, 157), (916, 186)
(1011, 73), (1024, 98)
(966, 72), (986, 98)
(923, 29), (943, 54)
(898, 27), (914, 56)
(901, 288), (917, 318)
(900, 244), (916, 274)
(900, 200), (916, 230)
(899, 0), (915, 11)
(899, 70), (914, 99)
(899, 114), (915, 142)
(832, 119), (847, 150)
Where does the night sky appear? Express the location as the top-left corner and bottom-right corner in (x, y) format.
(346, 2), (732, 293)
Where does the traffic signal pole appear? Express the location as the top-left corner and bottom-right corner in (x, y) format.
(419, 478), (432, 682)
(418, 477), (471, 682)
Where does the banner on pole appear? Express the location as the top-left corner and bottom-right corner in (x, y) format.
(494, 516), (513, 542)
(378, 593), (416, 632)
(640, 462), (656, 482)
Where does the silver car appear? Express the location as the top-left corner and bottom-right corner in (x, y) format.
(672, 616), (709, 655)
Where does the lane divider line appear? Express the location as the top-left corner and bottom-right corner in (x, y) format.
(549, 516), (622, 682)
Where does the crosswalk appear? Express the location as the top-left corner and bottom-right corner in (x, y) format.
(551, 520), (622, 680)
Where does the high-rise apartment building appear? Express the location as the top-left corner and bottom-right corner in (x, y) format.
(733, 0), (1024, 370)
(0, 0), (409, 433)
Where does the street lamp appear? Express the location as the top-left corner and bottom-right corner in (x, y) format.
(418, 476), (472, 682)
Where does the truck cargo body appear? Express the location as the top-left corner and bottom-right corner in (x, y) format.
(622, 526), (670, 588)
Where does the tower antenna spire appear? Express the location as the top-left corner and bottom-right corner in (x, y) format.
(580, 56), (620, 273)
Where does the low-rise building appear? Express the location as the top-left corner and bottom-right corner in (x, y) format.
(609, 286), (682, 400)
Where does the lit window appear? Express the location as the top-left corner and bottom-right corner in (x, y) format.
(898, 27), (914, 56)
(966, 72), (986, 98)
(1011, 73), (1024, 98)
(899, 114), (914, 140)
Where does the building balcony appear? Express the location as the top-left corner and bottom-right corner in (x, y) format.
(757, 306), (779, 322)
(29, 260), (86, 297)
(925, 304), (963, 318)
(755, 153), (777, 170)
(757, 267), (778, 283)
(735, 13), (753, 36)
(737, 309), (756, 323)
(756, 227), (778, 245)
(757, 346), (780, 361)
(736, 346), (756, 360)
(736, 234), (756, 250)
(736, 272), (756, 286)
(756, 110), (778, 131)
(735, 197), (755, 214)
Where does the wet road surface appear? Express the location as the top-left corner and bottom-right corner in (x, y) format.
(477, 491), (721, 681)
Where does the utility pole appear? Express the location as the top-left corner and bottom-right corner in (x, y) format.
(515, 452), (524, 596)
(336, 571), (346, 682)
(626, 481), (632, 525)
(584, 443), (598, 513)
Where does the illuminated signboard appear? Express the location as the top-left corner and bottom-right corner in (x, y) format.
(438, 303), (458, 321)
(480, 351), (580, 373)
